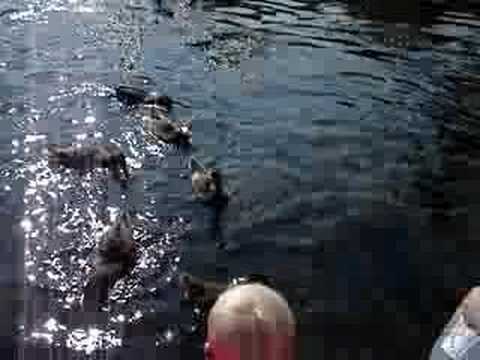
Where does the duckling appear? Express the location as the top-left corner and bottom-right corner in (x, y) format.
(178, 272), (227, 313)
(141, 104), (192, 146)
(178, 272), (274, 313)
(115, 85), (174, 111)
(191, 159), (227, 204)
(83, 212), (137, 309)
(47, 143), (129, 183)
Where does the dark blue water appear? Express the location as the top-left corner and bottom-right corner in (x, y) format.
(1, 0), (480, 359)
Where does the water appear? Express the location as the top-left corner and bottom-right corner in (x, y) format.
(0, 0), (480, 359)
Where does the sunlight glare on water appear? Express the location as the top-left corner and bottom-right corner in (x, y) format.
(66, 327), (122, 354)
(14, 77), (189, 355)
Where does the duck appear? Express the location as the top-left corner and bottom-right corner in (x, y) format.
(178, 272), (273, 313)
(47, 143), (129, 183)
(115, 85), (191, 111)
(115, 85), (174, 111)
(190, 157), (227, 204)
(83, 211), (137, 309)
(178, 272), (227, 313)
(140, 104), (192, 146)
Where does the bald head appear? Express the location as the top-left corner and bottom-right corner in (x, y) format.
(207, 283), (296, 360)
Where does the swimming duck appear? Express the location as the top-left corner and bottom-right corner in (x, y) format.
(178, 272), (273, 313)
(179, 272), (227, 312)
(115, 85), (174, 111)
(47, 143), (129, 183)
(83, 212), (137, 309)
(191, 158), (227, 204)
(140, 104), (192, 146)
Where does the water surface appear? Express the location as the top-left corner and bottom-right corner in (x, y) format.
(0, 0), (480, 359)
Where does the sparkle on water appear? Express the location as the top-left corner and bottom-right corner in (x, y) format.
(66, 327), (122, 355)
(15, 81), (189, 355)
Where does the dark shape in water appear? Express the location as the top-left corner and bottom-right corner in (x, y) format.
(83, 212), (137, 310)
(141, 104), (192, 146)
(48, 143), (129, 184)
(191, 158), (228, 205)
(178, 272), (274, 313)
(178, 272), (227, 312)
(115, 85), (173, 111)
(115, 85), (191, 110)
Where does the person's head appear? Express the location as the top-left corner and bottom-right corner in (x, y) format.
(206, 283), (296, 360)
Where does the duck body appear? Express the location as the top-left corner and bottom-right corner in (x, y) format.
(48, 143), (129, 182)
(84, 212), (137, 309)
(179, 272), (274, 313)
(179, 272), (227, 312)
(140, 104), (192, 146)
(115, 85), (173, 111)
